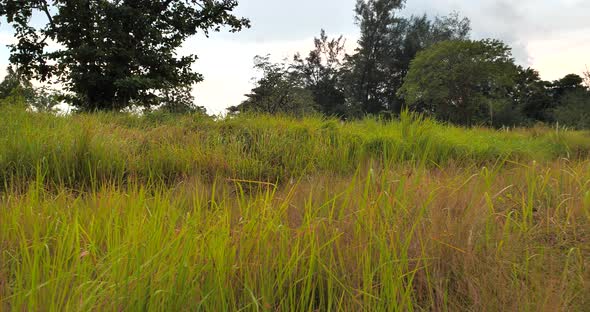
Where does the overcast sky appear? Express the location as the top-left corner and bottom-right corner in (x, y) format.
(1, 0), (589, 114)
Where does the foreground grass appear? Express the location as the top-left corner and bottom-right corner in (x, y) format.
(1, 107), (590, 310)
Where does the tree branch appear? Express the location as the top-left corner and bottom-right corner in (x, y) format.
(35, 0), (55, 30)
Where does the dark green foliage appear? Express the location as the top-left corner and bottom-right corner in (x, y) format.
(341, 0), (407, 116)
(228, 56), (318, 117)
(553, 89), (590, 129)
(341, 0), (471, 116)
(510, 67), (553, 123)
(501, 70), (590, 126)
(541, 74), (590, 125)
(396, 12), (471, 85)
(0, 0), (249, 112)
(2, 0), (588, 130)
(293, 30), (347, 117)
(550, 74), (586, 99)
(399, 39), (517, 126)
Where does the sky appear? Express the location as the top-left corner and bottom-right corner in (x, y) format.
(1, 0), (589, 114)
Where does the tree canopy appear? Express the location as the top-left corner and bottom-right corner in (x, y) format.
(227, 55), (317, 117)
(553, 89), (590, 129)
(292, 30), (347, 117)
(399, 39), (517, 125)
(0, 0), (249, 111)
(341, 0), (471, 116)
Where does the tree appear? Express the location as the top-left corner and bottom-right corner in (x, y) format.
(155, 85), (207, 115)
(0, 0), (249, 112)
(553, 89), (590, 129)
(398, 39), (517, 126)
(551, 74), (586, 99)
(341, 1), (471, 117)
(391, 12), (471, 114)
(341, 0), (406, 116)
(292, 30), (347, 117)
(0, 66), (35, 109)
(231, 31), (345, 117)
(509, 67), (553, 123)
(0, 66), (59, 112)
(227, 56), (317, 116)
(397, 12), (471, 81)
(32, 86), (61, 113)
(0, 67), (35, 102)
(429, 12), (471, 43)
(548, 72), (590, 128)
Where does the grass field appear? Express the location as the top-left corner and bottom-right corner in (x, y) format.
(1, 105), (589, 311)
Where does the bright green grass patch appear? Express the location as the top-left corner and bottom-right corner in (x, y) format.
(1, 106), (588, 189)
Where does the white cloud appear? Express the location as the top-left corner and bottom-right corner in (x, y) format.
(527, 27), (590, 81)
(0, 32), (17, 46)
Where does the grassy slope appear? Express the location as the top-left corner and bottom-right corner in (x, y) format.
(1, 106), (590, 188)
(1, 106), (590, 311)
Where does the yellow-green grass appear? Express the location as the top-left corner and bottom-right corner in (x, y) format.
(1, 105), (590, 310)
(1, 106), (590, 190)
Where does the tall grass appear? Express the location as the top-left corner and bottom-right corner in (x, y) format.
(1, 106), (589, 190)
(1, 106), (590, 310)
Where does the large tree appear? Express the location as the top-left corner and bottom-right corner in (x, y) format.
(509, 67), (553, 123)
(553, 89), (590, 129)
(341, 0), (471, 117)
(396, 12), (471, 80)
(292, 30), (347, 117)
(550, 74), (586, 99)
(399, 39), (517, 126)
(0, 0), (249, 111)
(341, 0), (406, 116)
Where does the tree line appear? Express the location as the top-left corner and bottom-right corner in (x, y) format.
(229, 0), (590, 128)
(0, 0), (589, 128)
